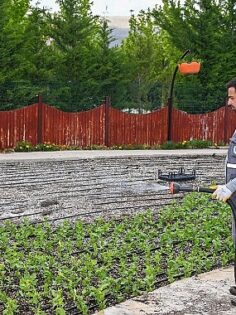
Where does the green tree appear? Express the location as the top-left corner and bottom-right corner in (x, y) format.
(152, 0), (236, 113)
(0, 0), (29, 83)
(89, 18), (129, 108)
(0, 0), (56, 109)
(0, 0), (34, 109)
(46, 0), (105, 111)
(121, 10), (180, 112)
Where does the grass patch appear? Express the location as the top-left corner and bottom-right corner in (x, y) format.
(0, 193), (234, 314)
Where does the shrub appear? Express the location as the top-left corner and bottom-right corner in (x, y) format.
(160, 141), (176, 150)
(160, 139), (212, 150)
(34, 143), (60, 151)
(14, 141), (34, 152)
(188, 139), (212, 148)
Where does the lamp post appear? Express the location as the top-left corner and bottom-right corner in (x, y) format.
(167, 49), (191, 142)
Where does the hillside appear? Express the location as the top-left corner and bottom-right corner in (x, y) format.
(107, 16), (130, 46)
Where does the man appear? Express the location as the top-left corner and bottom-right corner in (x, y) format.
(213, 78), (236, 202)
(212, 77), (236, 296)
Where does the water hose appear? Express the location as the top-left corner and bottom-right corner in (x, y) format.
(169, 181), (236, 220)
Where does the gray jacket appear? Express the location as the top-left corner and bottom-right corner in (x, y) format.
(226, 130), (236, 192)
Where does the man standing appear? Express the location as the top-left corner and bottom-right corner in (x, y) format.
(212, 77), (236, 296)
(213, 78), (236, 203)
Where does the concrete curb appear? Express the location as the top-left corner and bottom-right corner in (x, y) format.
(94, 266), (235, 315)
(0, 148), (228, 161)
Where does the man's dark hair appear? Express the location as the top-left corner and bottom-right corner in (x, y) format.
(226, 78), (236, 89)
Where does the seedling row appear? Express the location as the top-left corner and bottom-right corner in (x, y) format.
(0, 193), (234, 314)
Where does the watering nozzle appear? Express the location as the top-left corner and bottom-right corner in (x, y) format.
(170, 182), (215, 194)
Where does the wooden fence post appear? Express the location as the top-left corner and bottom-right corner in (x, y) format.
(37, 94), (43, 144)
(104, 96), (110, 147)
(224, 101), (228, 144)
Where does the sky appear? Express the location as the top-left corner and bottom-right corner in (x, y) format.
(31, 0), (159, 16)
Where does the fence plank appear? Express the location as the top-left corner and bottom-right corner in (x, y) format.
(41, 103), (105, 147)
(0, 103), (235, 149)
(108, 107), (168, 146)
(171, 106), (231, 144)
(0, 104), (38, 149)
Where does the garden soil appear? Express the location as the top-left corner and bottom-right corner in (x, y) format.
(94, 266), (236, 315)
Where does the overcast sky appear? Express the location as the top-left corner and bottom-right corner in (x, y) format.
(31, 0), (158, 16)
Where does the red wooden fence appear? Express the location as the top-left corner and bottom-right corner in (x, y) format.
(0, 102), (235, 149)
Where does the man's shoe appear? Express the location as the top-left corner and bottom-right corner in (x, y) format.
(229, 286), (236, 296)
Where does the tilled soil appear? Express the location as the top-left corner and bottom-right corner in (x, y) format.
(0, 152), (225, 225)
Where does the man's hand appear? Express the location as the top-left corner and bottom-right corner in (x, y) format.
(212, 185), (232, 202)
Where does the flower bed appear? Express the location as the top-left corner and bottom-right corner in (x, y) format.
(12, 139), (217, 153)
(0, 193), (233, 314)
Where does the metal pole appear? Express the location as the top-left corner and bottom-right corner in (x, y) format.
(167, 49), (191, 142)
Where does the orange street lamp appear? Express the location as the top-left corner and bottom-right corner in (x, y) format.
(167, 50), (201, 142)
(178, 61), (201, 75)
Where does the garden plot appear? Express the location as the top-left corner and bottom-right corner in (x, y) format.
(0, 152), (232, 314)
(0, 193), (233, 314)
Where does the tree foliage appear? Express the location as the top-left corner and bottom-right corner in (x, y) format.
(0, 0), (236, 112)
(152, 0), (236, 112)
